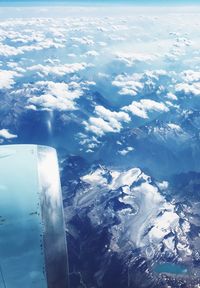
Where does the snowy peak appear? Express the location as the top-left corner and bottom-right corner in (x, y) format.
(67, 165), (191, 261)
(81, 166), (143, 190)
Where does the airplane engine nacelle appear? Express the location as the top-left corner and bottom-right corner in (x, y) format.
(0, 145), (69, 288)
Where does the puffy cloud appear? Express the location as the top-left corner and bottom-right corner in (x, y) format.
(118, 146), (134, 156)
(0, 70), (20, 89)
(0, 39), (65, 57)
(95, 105), (130, 123)
(78, 133), (101, 152)
(27, 81), (82, 111)
(28, 62), (89, 76)
(85, 50), (99, 57)
(114, 52), (156, 67)
(0, 13), (199, 149)
(165, 92), (178, 101)
(123, 99), (169, 119)
(0, 129), (17, 139)
(175, 70), (200, 97)
(181, 70), (200, 83)
(112, 74), (143, 96)
(70, 36), (94, 46)
(112, 70), (171, 97)
(83, 106), (130, 136)
(175, 83), (200, 97)
(0, 43), (20, 57)
(84, 117), (117, 136)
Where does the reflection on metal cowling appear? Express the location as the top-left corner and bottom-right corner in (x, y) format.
(0, 145), (69, 288)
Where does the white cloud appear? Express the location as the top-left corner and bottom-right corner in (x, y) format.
(175, 70), (200, 97)
(27, 81), (82, 111)
(0, 39), (65, 57)
(156, 180), (169, 191)
(84, 117), (116, 136)
(112, 70), (170, 97)
(95, 105), (130, 123)
(84, 105), (130, 136)
(70, 36), (94, 46)
(123, 99), (169, 119)
(0, 129), (17, 139)
(0, 70), (20, 89)
(112, 74), (143, 96)
(181, 70), (200, 83)
(118, 146), (134, 156)
(0, 19), (66, 57)
(165, 92), (177, 101)
(0, 43), (20, 57)
(115, 52), (156, 67)
(85, 50), (99, 57)
(28, 62), (89, 76)
(175, 82), (200, 97)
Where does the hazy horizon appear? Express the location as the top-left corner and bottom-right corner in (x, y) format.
(0, 0), (199, 6)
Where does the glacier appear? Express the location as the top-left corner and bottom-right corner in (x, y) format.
(62, 158), (200, 287)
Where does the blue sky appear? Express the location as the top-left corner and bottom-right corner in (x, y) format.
(0, 0), (199, 6)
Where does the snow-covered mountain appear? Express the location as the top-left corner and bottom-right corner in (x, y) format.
(61, 156), (200, 287)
